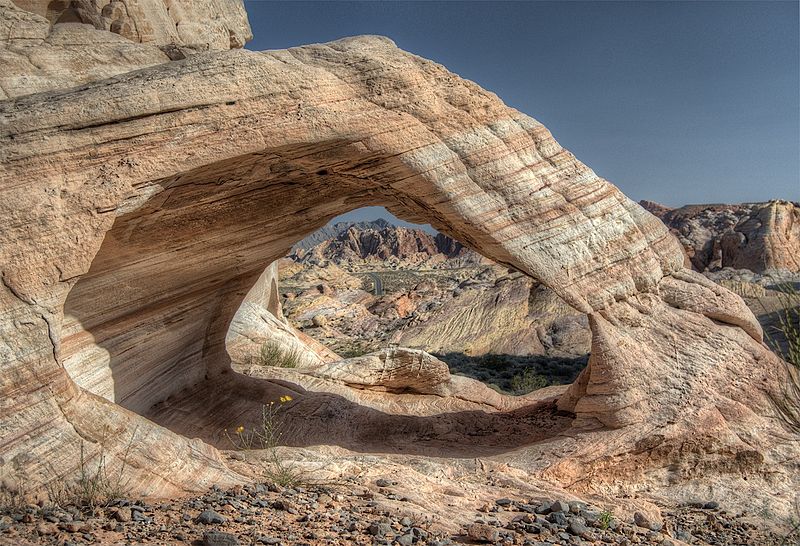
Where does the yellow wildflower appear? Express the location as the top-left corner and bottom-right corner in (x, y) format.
(236, 426), (244, 434)
(279, 395), (293, 403)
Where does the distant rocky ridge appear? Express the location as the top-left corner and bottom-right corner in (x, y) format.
(292, 222), (485, 268)
(296, 200), (800, 276)
(641, 199), (800, 274)
(293, 219), (393, 250)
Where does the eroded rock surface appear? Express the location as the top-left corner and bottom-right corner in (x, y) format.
(642, 199), (800, 273)
(0, 10), (796, 520)
(0, 0), (251, 99)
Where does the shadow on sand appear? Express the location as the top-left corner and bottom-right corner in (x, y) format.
(145, 371), (574, 458)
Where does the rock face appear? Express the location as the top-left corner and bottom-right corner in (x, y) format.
(11, 0), (251, 50)
(641, 200), (800, 273)
(397, 271), (589, 357)
(0, 0), (251, 99)
(0, 12), (796, 514)
(293, 218), (392, 250)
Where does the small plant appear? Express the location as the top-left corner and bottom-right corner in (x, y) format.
(598, 510), (615, 530)
(510, 368), (548, 395)
(0, 455), (30, 512)
(225, 396), (303, 487)
(252, 340), (301, 368)
(781, 495), (800, 546)
(762, 284), (800, 434)
(45, 426), (137, 511)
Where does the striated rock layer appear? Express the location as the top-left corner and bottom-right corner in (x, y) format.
(0, 28), (796, 508)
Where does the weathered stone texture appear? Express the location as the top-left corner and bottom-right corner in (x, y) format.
(0, 0), (251, 99)
(0, 27), (794, 505)
(642, 199), (800, 273)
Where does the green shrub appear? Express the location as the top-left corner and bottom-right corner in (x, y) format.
(225, 397), (303, 487)
(479, 354), (511, 369)
(763, 284), (800, 434)
(598, 510), (615, 530)
(254, 340), (301, 368)
(510, 368), (548, 395)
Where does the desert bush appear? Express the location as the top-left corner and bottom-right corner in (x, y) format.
(0, 455), (30, 512)
(46, 426), (137, 511)
(226, 397), (303, 487)
(252, 340), (301, 368)
(762, 284), (800, 435)
(598, 510), (615, 530)
(510, 368), (548, 395)
(339, 346), (370, 359)
(1, 427), (136, 513)
(479, 354), (512, 370)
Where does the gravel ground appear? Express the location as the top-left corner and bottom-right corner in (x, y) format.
(1, 481), (793, 545)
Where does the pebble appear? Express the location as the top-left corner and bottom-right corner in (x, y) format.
(567, 518), (589, 537)
(0, 483), (778, 545)
(109, 507), (132, 522)
(633, 511), (662, 532)
(197, 510), (227, 525)
(36, 522), (58, 536)
(368, 521), (394, 537)
(202, 530), (240, 546)
(547, 511), (568, 526)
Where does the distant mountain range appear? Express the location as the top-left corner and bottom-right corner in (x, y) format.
(292, 221), (484, 268)
(293, 219), (394, 250)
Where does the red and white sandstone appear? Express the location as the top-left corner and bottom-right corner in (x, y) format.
(0, 0), (797, 530)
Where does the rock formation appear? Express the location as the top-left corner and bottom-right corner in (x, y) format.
(293, 218), (393, 250)
(0, 0), (796, 518)
(396, 272), (589, 357)
(0, 0), (252, 99)
(295, 223), (483, 268)
(641, 199), (800, 273)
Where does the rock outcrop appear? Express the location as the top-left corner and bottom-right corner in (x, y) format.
(0, 8), (796, 516)
(397, 272), (589, 357)
(293, 218), (393, 250)
(642, 200), (800, 273)
(0, 0), (251, 99)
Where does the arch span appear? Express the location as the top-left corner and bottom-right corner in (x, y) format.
(0, 36), (789, 497)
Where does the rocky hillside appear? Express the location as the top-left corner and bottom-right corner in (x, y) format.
(641, 199), (800, 273)
(292, 222), (485, 268)
(292, 218), (393, 250)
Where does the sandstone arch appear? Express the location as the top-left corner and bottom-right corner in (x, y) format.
(0, 36), (794, 501)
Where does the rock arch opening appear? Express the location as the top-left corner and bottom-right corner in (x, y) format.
(60, 164), (582, 456)
(230, 206), (591, 401)
(4, 37), (788, 500)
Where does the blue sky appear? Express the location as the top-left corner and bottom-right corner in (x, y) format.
(244, 0), (799, 225)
